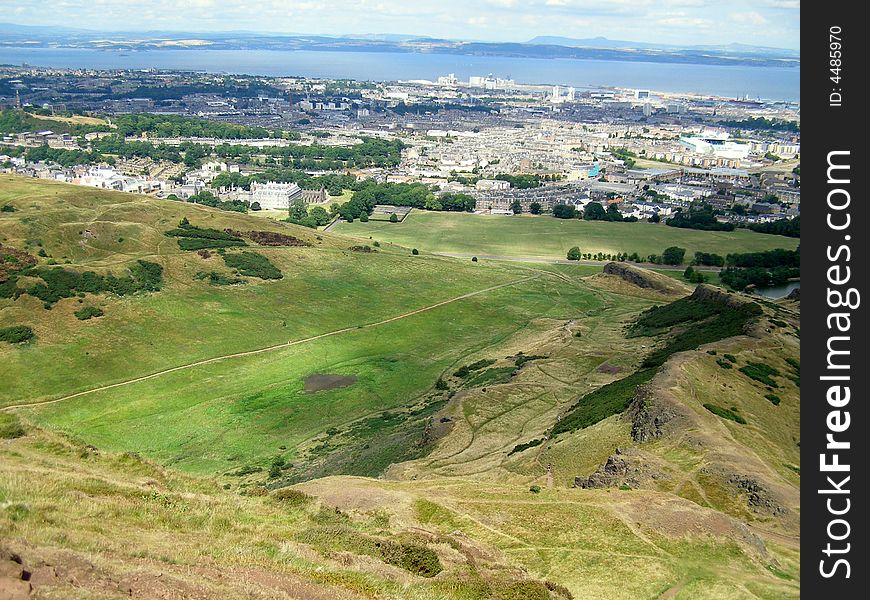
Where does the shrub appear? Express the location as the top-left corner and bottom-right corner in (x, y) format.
(494, 581), (550, 600)
(222, 252), (282, 280)
(739, 362), (780, 387)
(389, 213), (398, 223)
(0, 414), (25, 439)
(509, 438), (544, 455)
(412, 248), (419, 255)
(378, 540), (442, 577)
(0, 325), (34, 344)
(553, 368), (656, 435)
(271, 488), (313, 506)
(435, 377), (448, 390)
(74, 306), (104, 320)
(454, 359), (496, 378)
(716, 359), (733, 369)
(765, 394), (782, 405)
(723, 354), (737, 363)
(703, 403), (746, 424)
(529, 485), (541, 494)
(471, 256), (478, 262)
(566, 246), (581, 261)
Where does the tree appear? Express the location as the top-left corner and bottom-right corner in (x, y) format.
(510, 198), (522, 214)
(529, 202), (542, 215)
(309, 206), (331, 226)
(649, 212), (660, 223)
(412, 248), (419, 255)
(662, 246), (687, 265)
(288, 199), (308, 223)
(606, 203), (623, 221)
(583, 202), (607, 221)
(552, 204), (577, 219)
(389, 213), (398, 223)
(360, 212), (369, 222)
(567, 246), (581, 261)
(471, 256), (478, 262)
(250, 201), (261, 211)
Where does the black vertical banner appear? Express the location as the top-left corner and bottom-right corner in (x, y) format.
(803, 3), (868, 596)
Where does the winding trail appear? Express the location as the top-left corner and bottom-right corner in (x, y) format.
(3, 274), (538, 412)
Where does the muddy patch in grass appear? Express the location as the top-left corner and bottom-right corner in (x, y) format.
(304, 374), (358, 393)
(597, 363), (622, 374)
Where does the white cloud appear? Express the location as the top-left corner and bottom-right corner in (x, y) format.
(657, 16), (712, 28)
(736, 11), (769, 25)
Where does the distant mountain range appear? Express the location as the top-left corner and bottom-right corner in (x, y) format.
(527, 36), (800, 58)
(0, 23), (799, 68)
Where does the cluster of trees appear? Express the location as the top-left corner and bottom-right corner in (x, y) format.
(720, 265), (799, 291)
(551, 202), (638, 222)
(210, 169), (355, 196)
(211, 137), (405, 169)
(666, 200), (735, 232)
(719, 117), (800, 133)
(683, 266), (708, 284)
(693, 252), (725, 267)
(112, 113), (285, 140)
(288, 201), (331, 228)
(331, 182), (475, 222)
(92, 135), (182, 163)
(748, 216), (800, 238)
(182, 190), (250, 213)
(494, 174), (541, 189)
(610, 148), (637, 169)
(25, 132), (402, 172)
(110, 82), (283, 101)
(719, 248), (800, 291)
(0, 109), (109, 136)
(646, 246), (687, 265)
(8, 260), (162, 308)
(23, 145), (107, 167)
(583, 201), (637, 222)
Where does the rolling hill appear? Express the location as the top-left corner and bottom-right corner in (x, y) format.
(1, 176), (799, 598)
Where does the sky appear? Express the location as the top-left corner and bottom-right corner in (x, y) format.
(1, 0), (800, 50)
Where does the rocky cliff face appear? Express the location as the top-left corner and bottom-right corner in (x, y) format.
(602, 262), (674, 292)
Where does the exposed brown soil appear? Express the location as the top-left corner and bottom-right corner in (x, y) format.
(303, 373), (358, 393)
(245, 230), (311, 247)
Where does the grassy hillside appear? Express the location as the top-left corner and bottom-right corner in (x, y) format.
(0, 176), (800, 598)
(333, 210), (800, 260)
(0, 176), (613, 478)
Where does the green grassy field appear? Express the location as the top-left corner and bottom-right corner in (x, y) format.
(0, 176), (606, 476)
(333, 210), (799, 260)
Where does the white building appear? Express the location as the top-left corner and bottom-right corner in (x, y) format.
(475, 179), (511, 191)
(680, 130), (750, 161)
(250, 181), (303, 210)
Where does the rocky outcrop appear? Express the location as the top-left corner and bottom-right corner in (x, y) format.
(626, 385), (686, 443)
(726, 473), (787, 516)
(602, 262), (674, 292)
(785, 287), (800, 300)
(573, 448), (661, 489)
(690, 284), (757, 310)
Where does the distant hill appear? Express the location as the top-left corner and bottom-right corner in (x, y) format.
(0, 22), (799, 67)
(528, 35), (800, 58)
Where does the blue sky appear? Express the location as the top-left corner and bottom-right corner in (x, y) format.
(3, 0), (800, 50)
